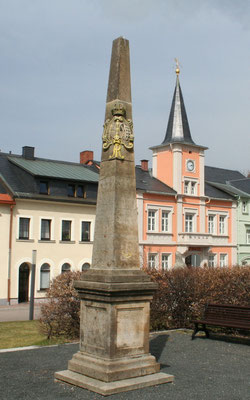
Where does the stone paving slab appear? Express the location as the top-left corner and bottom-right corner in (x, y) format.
(0, 330), (249, 400)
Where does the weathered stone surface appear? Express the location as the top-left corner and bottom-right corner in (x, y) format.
(55, 371), (174, 396)
(55, 36), (174, 395)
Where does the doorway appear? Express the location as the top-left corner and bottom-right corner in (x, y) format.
(185, 254), (201, 268)
(18, 263), (30, 303)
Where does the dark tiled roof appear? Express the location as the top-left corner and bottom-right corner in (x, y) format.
(0, 152), (98, 201)
(135, 167), (176, 195)
(162, 79), (194, 146)
(228, 178), (250, 195)
(205, 182), (235, 200)
(205, 166), (245, 184)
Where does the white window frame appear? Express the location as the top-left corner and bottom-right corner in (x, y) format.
(208, 254), (216, 267)
(208, 214), (216, 234)
(39, 217), (54, 241)
(60, 218), (74, 241)
(219, 253), (227, 267)
(242, 201), (248, 214)
(246, 228), (250, 244)
(219, 215), (226, 235)
(17, 215), (33, 240)
(40, 263), (51, 290)
(148, 253), (157, 269)
(183, 178), (198, 196)
(161, 253), (171, 270)
(147, 208), (158, 232)
(80, 220), (91, 242)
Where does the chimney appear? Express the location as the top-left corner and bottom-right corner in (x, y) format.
(22, 146), (35, 159)
(141, 159), (148, 172)
(80, 150), (94, 164)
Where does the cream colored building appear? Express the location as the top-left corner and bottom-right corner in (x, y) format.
(0, 147), (98, 305)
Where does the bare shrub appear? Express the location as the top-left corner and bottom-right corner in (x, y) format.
(147, 266), (250, 331)
(40, 271), (81, 339)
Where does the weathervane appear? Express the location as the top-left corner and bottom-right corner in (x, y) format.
(174, 58), (180, 75)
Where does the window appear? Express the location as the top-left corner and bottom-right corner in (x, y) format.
(208, 254), (215, 267)
(82, 263), (90, 271)
(161, 211), (169, 232)
(185, 214), (194, 233)
(246, 229), (250, 244)
(61, 263), (71, 273)
(68, 184), (75, 197)
(219, 216), (226, 235)
(68, 184), (85, 198)
(19, 218), (30, 239)
(41, 219), (51, 240)
(162, 254), (170, 270)
(81, 221), (91, 242)
(148, 254), (156, 269)
(220, 254), (227, 267)
(184, 180), (197, 195)
(184, 181), (189, 194)
(39, 181), (48, 194)
(77, 185), (84, 198)
(191, 182), (196, 195)
(148, 210), (156, 231)
(242, 201), (248, 213)
(208, 215), (215, 234)
(40, 263), (50, 289)
(62, 220), (71, 241)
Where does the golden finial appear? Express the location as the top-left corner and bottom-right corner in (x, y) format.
(174, 58), (180, 75)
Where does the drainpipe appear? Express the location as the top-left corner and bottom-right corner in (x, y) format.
(7, 204), (14, 304)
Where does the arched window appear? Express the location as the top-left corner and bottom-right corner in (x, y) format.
(40, 263), (50, 289)
(61, 263), (71, 273)
(82, 263), (90, 271)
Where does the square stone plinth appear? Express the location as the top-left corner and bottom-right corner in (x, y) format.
(55, 370), (174, 396)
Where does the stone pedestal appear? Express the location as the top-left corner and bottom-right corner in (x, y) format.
(55, 271), (174, 395)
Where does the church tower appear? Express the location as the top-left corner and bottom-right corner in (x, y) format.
(150, 62), (207, 197)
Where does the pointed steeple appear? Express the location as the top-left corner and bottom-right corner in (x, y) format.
(162, 63), (195, 145)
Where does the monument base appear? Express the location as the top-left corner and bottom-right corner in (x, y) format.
(55, 370), (174, 396)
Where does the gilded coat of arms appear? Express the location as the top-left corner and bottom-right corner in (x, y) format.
(102, 103), (134, 160)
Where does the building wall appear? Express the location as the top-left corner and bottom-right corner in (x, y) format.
(0, 204), (11, 304)
(1, 199), (96, 304)
(237, 198), (250, 265)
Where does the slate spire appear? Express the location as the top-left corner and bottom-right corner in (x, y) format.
(162, 63), (195, 145)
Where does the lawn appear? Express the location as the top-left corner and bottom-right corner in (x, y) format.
(0, 320), (70, 349)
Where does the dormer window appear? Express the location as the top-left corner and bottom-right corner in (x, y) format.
(39, 181), (48, 194)
(68, 184), (85, 198)
(68, 184), (75, 197)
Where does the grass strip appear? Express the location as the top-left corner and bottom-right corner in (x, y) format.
(0, 320), (69, 349)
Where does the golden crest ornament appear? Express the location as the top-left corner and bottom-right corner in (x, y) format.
(102, 103), (134, 160)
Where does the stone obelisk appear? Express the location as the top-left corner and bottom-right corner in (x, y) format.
(55, 37), (174, 395)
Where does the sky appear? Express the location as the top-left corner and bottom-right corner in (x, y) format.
(0, 0), (250, 175)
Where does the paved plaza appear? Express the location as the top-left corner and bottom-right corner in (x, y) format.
(0, 330), (249, 400)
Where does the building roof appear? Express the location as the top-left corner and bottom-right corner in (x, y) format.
(151, 73), (207, 150)
(205, 166), (245, 184)
(135, 167), (176, 195)
(0, 151), (99, 203)
(9, 156), (99, 182)
(228, 178), (250, 196)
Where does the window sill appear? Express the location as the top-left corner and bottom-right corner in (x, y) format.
(38, 240), (56, 243)
(59, 240), (75, 244)
(147, 231), (172, 235)
(79, 240), (93, 244)
(16, 239), (34, 243)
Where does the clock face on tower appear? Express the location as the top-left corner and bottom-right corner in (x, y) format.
(187, 159), (195, 172)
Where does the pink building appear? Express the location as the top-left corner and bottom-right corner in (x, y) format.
(136, 68), (237, 269)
